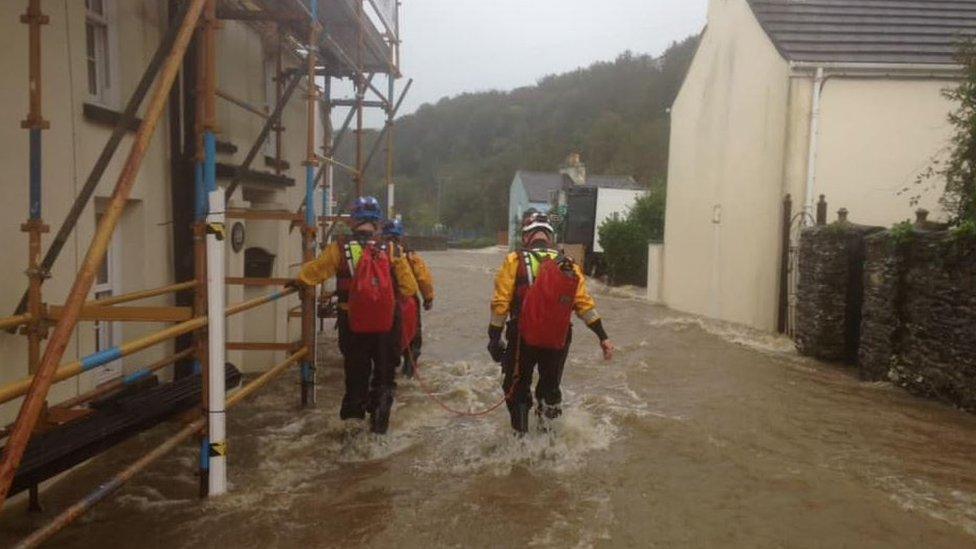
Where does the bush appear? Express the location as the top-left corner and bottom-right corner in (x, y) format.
(597, 186), (666, 286)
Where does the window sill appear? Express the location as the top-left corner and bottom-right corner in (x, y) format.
(264, 156), (290, 171)
(83, 102), (139, 131)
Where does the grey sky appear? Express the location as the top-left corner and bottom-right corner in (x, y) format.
(336, 0), (708, 127)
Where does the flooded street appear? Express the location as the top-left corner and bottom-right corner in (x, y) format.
(3, 249), (976, 547)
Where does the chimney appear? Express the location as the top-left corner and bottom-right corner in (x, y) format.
(914, 208), (930, 226)
(560, 153), (586, 186)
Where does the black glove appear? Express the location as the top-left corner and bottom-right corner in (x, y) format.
(284, 279), (302, 292)
(423, 298), (433, 311)
(487, 325), (506, 363)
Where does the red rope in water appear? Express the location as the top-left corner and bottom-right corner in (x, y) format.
(408, 340), (522, 418)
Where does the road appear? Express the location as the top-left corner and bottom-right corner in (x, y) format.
(2, 249), (976, 547)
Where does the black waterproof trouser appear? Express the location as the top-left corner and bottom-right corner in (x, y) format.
(501, 321), (572, 430)
(336, 310), (398, 421)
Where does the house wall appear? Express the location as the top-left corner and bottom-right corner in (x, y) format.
(593, 188), (647, 252)
(809, 78), (953, 226)
(663, 0), (792, 330)
(0, 1), (315, 423)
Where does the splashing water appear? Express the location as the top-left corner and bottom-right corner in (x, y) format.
(2, 250), (976, 548)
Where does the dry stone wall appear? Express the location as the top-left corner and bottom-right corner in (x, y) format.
(858, 233), (907, 381)
(890, 232), (976, 409)
(796, 223), (882, 363)
(803, 223), (976, 411)
(796, 216), (976, 411)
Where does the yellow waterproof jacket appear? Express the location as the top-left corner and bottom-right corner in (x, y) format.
(298, 240), (419, 307)
(406, 251), (435, 302)
(490, 250), (599, 328)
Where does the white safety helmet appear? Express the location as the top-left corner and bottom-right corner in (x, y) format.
(521, 211), (555, 236)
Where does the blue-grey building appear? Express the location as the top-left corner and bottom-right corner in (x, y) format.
(508, 156), (641, 247)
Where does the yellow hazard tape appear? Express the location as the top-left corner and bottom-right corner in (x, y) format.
(207, 223), (226, 241)
(209, 441), (227, 457)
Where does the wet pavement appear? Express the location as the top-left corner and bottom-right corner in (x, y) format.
(2, 249), (976, 547)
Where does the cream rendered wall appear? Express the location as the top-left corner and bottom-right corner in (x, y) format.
(663, 0), (792, 331)
(781, 78), (814, 218)
(0, 3), (317, 423)
(0, 0), (174, 423)
(215, 20), (312, 373)
(811, 78), (952, 226)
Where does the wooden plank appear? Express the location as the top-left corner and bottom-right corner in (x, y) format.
(226, 342), (298, 351)
(216, 8), (304, 22)
(46, 305), (193, 323)
(226, 209), (303, 221)
(225, 277), (292, 286)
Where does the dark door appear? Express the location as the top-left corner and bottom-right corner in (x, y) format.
(563, 187), (598, 245)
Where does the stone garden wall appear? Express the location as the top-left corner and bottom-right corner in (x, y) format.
(799, 220), (976, 411)
(795, 222), (882, 362)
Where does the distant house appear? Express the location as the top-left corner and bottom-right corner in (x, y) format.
(508, 155), (642, 246)
(663, 0), (970, 332)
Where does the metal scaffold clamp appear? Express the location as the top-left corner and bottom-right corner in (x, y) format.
(206, 222), (226, 241)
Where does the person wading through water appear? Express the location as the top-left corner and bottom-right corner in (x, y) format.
(488, 211), (615, 435)
(383, 219), (435, 378)
(292, 197), (419, 434)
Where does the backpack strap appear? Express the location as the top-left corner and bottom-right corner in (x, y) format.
(342, 240), (357, 276)
(522, 251), (536, 286)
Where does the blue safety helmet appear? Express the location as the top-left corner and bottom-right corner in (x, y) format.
(383, 219), (405, 238)
(351, 196), (383, 223)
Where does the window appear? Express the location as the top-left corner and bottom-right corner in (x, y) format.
(85, 0), (116, 106)
(93, 211), (123, 384)
(244, 248), (277, 279)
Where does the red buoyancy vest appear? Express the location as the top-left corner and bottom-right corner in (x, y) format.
(347, 243), (396, 334)
(518, 254), (578, 350)
(399, 295), (419, 352)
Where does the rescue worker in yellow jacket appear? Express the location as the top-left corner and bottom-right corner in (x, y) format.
(293, 197), (419, 434)
(488, 211), (614, 434)
(383, 219), (435, 377)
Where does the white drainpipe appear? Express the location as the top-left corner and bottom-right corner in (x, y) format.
(792, 61), (962, 226)
(803, 66), (824, 226)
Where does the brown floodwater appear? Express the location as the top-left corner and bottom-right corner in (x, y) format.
(2, 249), (976, 548)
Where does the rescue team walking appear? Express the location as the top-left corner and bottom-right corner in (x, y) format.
(291, 200), (612, 437)
(488, 211), (615, 435)
(291, 197), (420, 434)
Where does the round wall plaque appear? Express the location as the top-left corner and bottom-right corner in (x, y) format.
(231, 222), (246, 253)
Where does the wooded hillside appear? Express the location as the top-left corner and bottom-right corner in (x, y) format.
(335, 35), (699, 235)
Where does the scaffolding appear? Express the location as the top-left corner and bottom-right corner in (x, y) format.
(0, 0), (406, 544)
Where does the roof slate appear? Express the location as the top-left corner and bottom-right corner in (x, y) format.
(515, 171), (643, 203)
(748, 0), (976, 65)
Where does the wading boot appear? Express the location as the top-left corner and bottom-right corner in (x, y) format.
(402, 354), (415, 378)
(370, 392), (393, 435)
(512, 403), (530, 437)
(536, 403), (562, 433)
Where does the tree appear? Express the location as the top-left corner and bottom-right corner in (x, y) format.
(914, 40), (976, 226)
(331, 36), (700, 236)
(941, 41), (976, 226)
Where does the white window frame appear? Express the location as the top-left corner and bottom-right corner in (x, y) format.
(85, 0), (120, 108)
(93, 212), (124, 385)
